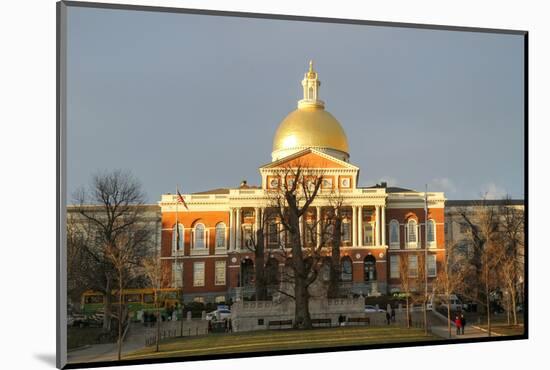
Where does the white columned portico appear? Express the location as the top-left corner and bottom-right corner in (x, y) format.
(357, 206), (363, 247)
(236, 208), (242, 251)
(375, 206), (381, 246)
(351, 206), (357, 246)
(381, 205), (386, 246)
(229, 208), (235, 251)
(316, 206), (321, 248)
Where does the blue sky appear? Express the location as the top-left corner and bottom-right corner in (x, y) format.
(66, 7), (524, 203)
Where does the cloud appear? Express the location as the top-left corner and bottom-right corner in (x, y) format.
(429, 177), (457, 194)
(480, 183), (507, 199)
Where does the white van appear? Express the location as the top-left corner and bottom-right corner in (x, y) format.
(428, 294), (465, 311)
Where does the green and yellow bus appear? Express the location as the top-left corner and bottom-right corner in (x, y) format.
(81, 288), (182, 321)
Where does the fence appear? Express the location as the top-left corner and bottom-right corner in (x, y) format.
(144, 326), (210, 347)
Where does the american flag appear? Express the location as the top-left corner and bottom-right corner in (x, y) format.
(176, 189), (189, 210)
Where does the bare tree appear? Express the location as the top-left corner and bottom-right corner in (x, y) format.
(267, 163), (323, 329)
(323, 192), (345, 299)
(435, 243), (466, 338)
(399, 255), (414, 329)
(142, 250), (169, 353)
(458, 198), (504, 337)
(73, 169), (152, 335)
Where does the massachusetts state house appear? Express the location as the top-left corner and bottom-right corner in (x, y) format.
(159, 62), (446, 303)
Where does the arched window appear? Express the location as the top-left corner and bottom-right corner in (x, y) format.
(193, 223), (206, 249)
(427, 219), (436, 247)
(215, 222), (226, 249)
(406, 219), (418, 248)
(389, 220), (400, 248)
(341, 257), (353, 282)
(364, 255), (377, 282)
(172, 223), (184, 251)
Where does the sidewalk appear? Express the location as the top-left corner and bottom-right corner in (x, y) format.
(430, 324), (488, 339)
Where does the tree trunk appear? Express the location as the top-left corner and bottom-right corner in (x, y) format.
(254, 229), (267, 301)
(446, 291), (452, 338)
(156, 294), (160, 352)
(117, 270), (123, 361)
(103, 277), (112, 332)
(327, 218), (342, 299)
(406, 296), (410, 329)
(511, 287), (518, 325)
(289, 211), (312, 329)
(485, 270), (491, 337)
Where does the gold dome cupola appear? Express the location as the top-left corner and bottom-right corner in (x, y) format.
(272, 61), (350, 162)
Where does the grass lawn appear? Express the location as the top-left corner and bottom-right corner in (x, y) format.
(126, 326), (440, 360)
(477, 323), (525, 336)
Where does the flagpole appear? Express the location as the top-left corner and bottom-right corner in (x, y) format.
(424, 184), (429, 335)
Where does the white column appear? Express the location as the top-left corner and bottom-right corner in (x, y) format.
(229, 208), (235, 251)
(316, 206), (321, 248)
(236, 208), (242, 250)
(375, 206), (382, 246)
(381, 205), (386, 246)
(351, 206), (357, 246)
(357, 206), (363, 247)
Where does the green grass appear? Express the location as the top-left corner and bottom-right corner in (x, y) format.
(126, 326), (440, 360)
(477, 323), (525, 336)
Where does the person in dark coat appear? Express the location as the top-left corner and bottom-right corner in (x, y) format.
(454, 315), (462, 335)
(460, 313), (466, 335)
(391, 307), (396, 323)
(386, 311), (391, 325)
(338, 314), (345, 327)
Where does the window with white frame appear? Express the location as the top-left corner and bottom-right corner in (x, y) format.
(427, 219), (436, 248)
(172, 223), (184, 251)
(193, 223), (206, 249)
(363, 223), (374, 245)
(389, 220), (400, 248)
(390, 255), (400, 278)
(427, 254), (437, 277)
(215, 260), (226, 285)
(193, 262), (205, 286)
(341, 220), (351, 243)
(172, 261), (183, 288)
(268, 220), (279, 246)
(408, 255), (418, 278)
(306, 219), (316, 245)
(242, 224), (254, 248)
(406, 219), (418, 248)
(215, 222), (226, 249)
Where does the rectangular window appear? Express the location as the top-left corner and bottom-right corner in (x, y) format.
(268, 222), (278, 246)
(306, 220), (315, 245)
(242, 225), (253, 248)
(427, 255), (437, 277)
(172, 261), (183, 288)
(342, 222), (351, 242)
(408, 255), (418, 278)
(193, 262), (205, 287)
(363, 224), (374, 245)
(215, 260), (226, 286)
(390, 255), (400, 279)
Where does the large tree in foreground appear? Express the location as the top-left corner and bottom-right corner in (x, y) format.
(268, 163), (323, 329)
(72, 170), (153, 334)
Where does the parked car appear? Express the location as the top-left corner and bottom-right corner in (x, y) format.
(206, 308), (231, 321)
(429, 294), (467, 312)
(364, 305), (386, 313)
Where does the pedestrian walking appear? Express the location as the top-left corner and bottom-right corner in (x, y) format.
(460, 313), (466, 335)
(386, 311), (391, 325)
(224, 318), (228, 333)
(228, 318), (233, 333)
(391, 307), (396, 323)
(454, 315), (462, 335)
(338, 314), (345, 327)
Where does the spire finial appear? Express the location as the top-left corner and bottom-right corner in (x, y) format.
(309, 60), (314, 73)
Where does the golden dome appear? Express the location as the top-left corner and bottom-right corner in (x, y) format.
(271, 61), (349, 161)
(272, 106), (349, 156)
